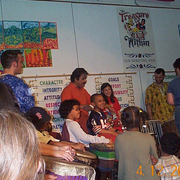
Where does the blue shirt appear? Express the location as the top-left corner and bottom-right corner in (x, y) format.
(167, 76), (180, 107)
(0, 74), (35, 113)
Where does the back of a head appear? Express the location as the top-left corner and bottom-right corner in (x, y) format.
(160, 133), (180, 155)
(0, 109), (44, 180)
(121, 106), (145, 130)
(70, 68), (88, 82)
(0, 82), (19, 111)
(59, 99), (80, 119)
(173, 58), (180, 70)
(1, 50), (22, 69)
(155, 68), (165, 75)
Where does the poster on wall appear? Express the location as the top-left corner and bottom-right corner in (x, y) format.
(24, 49), (52, 67)
(0, 22), (4, 51)
(95, 76), (135, 109)
(117, 8), (157, 70)
(29, 77), (70, 133)
(40, 22), (58, 49)
(22, 21), (41, 49)
(4, 21), (23, 49)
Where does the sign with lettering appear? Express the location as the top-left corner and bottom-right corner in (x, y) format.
(95, 76), (135, 109)
(29, 78), (70, 133)
(117, 8), (157, 70)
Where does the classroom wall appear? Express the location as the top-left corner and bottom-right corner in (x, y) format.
(0, 0), (180, 110)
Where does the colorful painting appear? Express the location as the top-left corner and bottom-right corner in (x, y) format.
(24, 49), (52, 67)
(0, 22), (4, 50)
(40, 22), (58, 49)
(4, 21), (23, 49)
(22, 21), (41, 49)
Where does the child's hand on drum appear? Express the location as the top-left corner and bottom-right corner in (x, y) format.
(74, 142), (86, 152)
(109, 139), (114, 144)
(57, 149), (75, 161)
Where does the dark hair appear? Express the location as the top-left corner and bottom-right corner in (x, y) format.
(160, 133), (180, 155)
(1, 50), (22, 69)
(101, 83), (115, 104)
(90, 93), (102, 103)
(155, 68), (165, 76)
(141, 19), (146, 23)
(59, 99), (80, 119)
(70, 68), (88, 82)
(121, 106), (145, 130)
(0, 82), (19, 111)
(25, 107), (51, 131)
(173, 58), (180, 70)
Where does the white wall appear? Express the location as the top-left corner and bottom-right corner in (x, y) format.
(1, 0), (180, 110)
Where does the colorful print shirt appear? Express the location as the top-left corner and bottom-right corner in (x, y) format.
(0, 74), (35, 113)
(145, 82), (174, 122)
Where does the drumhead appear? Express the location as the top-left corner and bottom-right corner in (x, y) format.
(75, 150), (97, 159)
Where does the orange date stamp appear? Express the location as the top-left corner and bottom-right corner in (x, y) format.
(136, 165), (180, 177)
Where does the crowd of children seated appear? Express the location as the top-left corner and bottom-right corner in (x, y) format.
(0, 49), (180, 180)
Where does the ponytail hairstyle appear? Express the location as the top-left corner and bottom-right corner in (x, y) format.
(121, 106), (145, 130)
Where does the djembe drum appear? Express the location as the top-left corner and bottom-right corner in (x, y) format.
(140, 120), (163, 144)
(89, 143), (115, 172)
(75, 149), (99, 169)
(43, 156), (96, 180)
(162, 119), (179, 136)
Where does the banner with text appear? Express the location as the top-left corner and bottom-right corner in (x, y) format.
(117, 8), (157, 70)
(29, 77), (70, 133)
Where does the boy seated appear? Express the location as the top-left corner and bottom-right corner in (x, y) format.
(59, 99), (113, 147)
(25, 106), (85, 161)
(154, 132), (180, 179)
(87, 94), (122, 142)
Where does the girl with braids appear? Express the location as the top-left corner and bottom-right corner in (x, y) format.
(115, 106), (159, 180)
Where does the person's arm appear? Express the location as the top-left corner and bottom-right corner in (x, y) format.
(167, 93), (175, 105)
(68, 121), (110, 144)
(145, 87), (153, 120)
(60, 141), (85, 152)
(146, 103), (153, 120)
(39, 143), (74, 161)
(98, 128), (119, 136)
(80, 104), (93, 112)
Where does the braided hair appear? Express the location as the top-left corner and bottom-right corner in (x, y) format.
(121, 106), (145, 130)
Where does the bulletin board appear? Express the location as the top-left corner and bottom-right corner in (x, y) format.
(23, 72), (139, 133)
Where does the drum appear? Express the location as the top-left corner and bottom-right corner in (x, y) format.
(140, 120), (163, 144)
(89, 143), (115, 172)
(43, 156), (96, 180)
(75, 149), (98, 169)
(162, 119), (179, 136)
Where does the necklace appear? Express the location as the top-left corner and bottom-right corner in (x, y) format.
(159, 86), (165, 96)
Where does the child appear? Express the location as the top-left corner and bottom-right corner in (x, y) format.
(87, 94), (121, 143)
(115, 106), (159, 180)
(101, 83), (122, 131)
(154, 132), (180, 179)
(59, 99), (113, 147)
(25, 107), (76, 161)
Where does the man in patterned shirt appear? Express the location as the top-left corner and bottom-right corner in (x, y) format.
(0, 50), (35, 113)
(145, 68), (174, 122)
